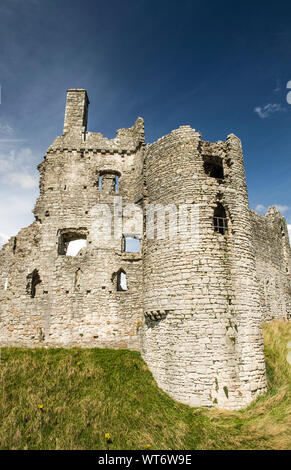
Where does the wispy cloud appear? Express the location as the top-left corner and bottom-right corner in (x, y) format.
(8, 172), (38, 189)
(0, 192), (37, 242)
(0, 123), (14, 136)
(0, 139), (27, 143)
(273, 78), (281, 93)
(0, 147), (38, 189)
(254, 103), (286, 119)
(274, 204), (290, 213)
(255, 204), (290, 215)
(255, 204), (267, 214)
(0, 231), (9, 247)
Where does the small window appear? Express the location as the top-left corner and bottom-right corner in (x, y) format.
(123, 236), (141, 253)
(98, 170), (120, 193)
(26, 269), (42, 298)
(280, 225), (285, 237)
(74, 268), (82, 292)
(117, 271), (128, 291)
(213, 203), (228, 235)
(203, 155), (224, 179)
(58, 229), (87, 256)
(115, 175), (119, 191)
(98, 175), (103, 190)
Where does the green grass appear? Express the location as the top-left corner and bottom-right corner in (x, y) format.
(0, 320), (290, 450)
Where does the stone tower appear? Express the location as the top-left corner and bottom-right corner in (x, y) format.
(141, 128), (268, 408)
(0, 89), (290, 410)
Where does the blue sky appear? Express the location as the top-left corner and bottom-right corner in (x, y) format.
(0, 0), (291, 244)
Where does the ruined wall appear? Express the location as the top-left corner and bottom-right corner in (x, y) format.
(0, 88), (290, 411)
(0, 89), (144, 349)
(251, 207), (291, 321)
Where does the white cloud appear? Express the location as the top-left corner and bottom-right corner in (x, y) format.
(274, 204), (290, 213)
(0, 123), (14, 136)
(255, 204), (290, 215)
(8, 172), (38, 189)
(0, 231), (9, 247)
(254, 103), (285, 119)
(255, 204), (267, 214)
(0, 145), (39, 243)
(0, 147), (38, 189)
(288, 225), (291, 240)
(0, 192), (37, 242)
(0, 139), (27, 143)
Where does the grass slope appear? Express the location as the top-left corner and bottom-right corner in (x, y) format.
(0, 320), (290, 450)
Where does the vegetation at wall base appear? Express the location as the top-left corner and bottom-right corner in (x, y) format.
(0, 320), (290, 450)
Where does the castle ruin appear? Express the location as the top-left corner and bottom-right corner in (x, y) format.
(0, 89), (290, 410)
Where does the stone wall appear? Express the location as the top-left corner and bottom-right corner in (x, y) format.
(251, 207), (291, 322)
(0, 88), (290, 410)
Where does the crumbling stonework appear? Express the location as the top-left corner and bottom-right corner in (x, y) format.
(0, 89), (290, 410)
(250, 207), (291, 322)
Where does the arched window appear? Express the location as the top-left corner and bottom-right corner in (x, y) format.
(112, 269), (128, 292)
(26, 269), (42, 298)
(213, 203), (228, 235)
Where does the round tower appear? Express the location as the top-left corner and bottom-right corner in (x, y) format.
(141, 126), (267, 410)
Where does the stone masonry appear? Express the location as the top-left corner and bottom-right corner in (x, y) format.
(0, 89), (290, 410)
